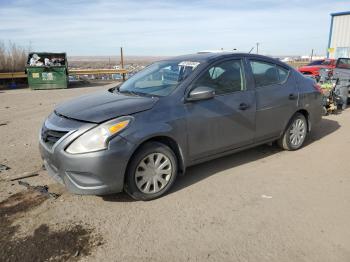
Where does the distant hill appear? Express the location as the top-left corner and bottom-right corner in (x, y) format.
(68, 55), (171, 65)
(67, 55), (172, 69)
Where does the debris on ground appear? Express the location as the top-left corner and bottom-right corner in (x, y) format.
(10, 172), (39, 181)
(261, 194), (273, 199)
(10, 166), (45, 181)
(0, 164), (10, 172)
(18, 180), (61, 199)
(0, 121), (9, 126)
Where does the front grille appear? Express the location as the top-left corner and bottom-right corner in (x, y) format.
(41, 125), (69, 148)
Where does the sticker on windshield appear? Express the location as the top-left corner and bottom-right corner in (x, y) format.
(178, 61), (200, 69)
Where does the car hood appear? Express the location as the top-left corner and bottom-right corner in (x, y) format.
(299, 65), (319, 71)
(299, 65), (331, 71)
(55, 90), (159, 123)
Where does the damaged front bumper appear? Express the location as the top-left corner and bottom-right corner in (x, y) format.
(39, 113), (135, 195)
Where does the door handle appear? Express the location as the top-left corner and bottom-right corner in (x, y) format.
(289, 93), (297, 100)
(239, 103), (250, 110)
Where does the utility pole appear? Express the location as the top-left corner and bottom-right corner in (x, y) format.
(256, 42), (259, 54)
(120, 47), (125, 81)
(310, 49), (314, 62)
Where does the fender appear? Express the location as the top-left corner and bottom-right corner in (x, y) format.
(119, 121), (187, 174)
(279, 109), (310, 138)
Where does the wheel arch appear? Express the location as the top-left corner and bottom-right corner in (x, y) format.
(281, 109), (311, 138)
(296, 109), (311, 132)
(126, 135), (186, 179)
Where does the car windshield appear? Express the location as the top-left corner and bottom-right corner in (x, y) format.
(321, 60), (332, 65)
(117, 60), (200, 97)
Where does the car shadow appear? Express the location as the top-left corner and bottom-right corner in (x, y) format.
(0, 83), (28, 90)
(305, 117), (341, 146)
(170, 144), (282, 194)
(102, 192), (136, 202)
(102, 117), (340, 202)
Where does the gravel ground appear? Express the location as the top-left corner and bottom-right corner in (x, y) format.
(0, 84), (349, 261)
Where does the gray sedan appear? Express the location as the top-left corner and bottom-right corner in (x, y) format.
(39, 52), (323, 200)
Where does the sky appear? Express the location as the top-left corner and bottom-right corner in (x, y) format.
(0, 0), (350, 56)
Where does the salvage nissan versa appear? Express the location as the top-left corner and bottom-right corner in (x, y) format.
(39, 52), (323, 200)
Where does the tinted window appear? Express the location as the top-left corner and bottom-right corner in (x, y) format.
(321, 60), (331, 65)
(307, 60), (323, 66)
(277, 66), (289, 82)
(193, 59), (245, 95)
(336, 58), (350, 69)
(250, 60), (289, 87)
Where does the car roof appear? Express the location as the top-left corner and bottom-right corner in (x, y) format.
(161, 52), (291, 69)
(164, 52), (283, 63)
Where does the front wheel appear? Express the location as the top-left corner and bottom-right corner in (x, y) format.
(278, 113), (307, 151)
(124, 142), (178, 201)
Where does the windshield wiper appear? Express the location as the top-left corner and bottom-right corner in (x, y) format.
(118, 89), (160, 98)
(118, 90), (141, 96)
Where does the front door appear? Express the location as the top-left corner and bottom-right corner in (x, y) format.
(185, 58), (256, 161)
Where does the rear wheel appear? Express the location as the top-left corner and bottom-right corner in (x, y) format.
(278, 113), (307, 150)
(124, 142), (177, 201)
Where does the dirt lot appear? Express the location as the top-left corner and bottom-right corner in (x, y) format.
(0, 84), (349, 262)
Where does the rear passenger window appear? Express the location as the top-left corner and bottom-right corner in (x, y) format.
(250, 60), (289, 87)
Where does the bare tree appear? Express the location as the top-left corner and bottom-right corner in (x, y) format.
(0, 41), (30, 72)
(0, 41), (6, 72)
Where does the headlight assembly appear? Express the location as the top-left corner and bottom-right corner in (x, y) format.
(66, 116), (133, 154)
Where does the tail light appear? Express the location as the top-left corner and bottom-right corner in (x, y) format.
(313, 83), (322, 93)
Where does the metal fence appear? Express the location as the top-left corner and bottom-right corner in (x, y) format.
(0, 69), (128, 80)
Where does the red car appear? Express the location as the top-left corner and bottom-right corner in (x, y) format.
(298, 59), (336, 78)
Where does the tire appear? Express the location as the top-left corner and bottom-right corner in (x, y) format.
(124, 142), (178, 201)
(278, 113), (307, 151)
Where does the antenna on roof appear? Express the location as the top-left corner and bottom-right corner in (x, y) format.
(248, 47), (254, 54)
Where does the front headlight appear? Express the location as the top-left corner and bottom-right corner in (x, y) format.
(66, 116), (133, 154)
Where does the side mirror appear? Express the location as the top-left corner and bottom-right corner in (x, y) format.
(187, 86), (215, 101)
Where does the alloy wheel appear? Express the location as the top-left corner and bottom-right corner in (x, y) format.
(289, 118), (306, 147)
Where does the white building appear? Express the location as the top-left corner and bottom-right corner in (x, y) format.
(328, 11), (350, 58)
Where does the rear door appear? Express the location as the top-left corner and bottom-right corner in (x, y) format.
(248, 59), (298, 142)
(185, 58), (256, 161)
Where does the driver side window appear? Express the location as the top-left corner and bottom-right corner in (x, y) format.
(193, 59), (245, 95)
